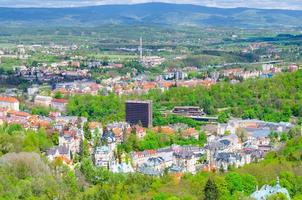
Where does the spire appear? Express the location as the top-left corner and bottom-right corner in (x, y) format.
(276, 176), (280, 185)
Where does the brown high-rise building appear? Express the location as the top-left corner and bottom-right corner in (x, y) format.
(125, 100), (152, 128)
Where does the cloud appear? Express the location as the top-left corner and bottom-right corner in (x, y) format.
(0, 0), (301, 10)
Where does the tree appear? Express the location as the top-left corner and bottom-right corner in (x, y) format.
(288, 126), (301, 139)
(51, 132), (59, 145)
(267, 193), (289, 200)
(225, 173), (244, 194)
(204, 178), (219, 200)
(236, 128), (248, 142)
(225, 172), (257, 195)
(280, 132), (288, 142)
(54, 91), (63, 99)
(81, 139), (90, 159)
(83, 122), (92, 140)
(63, 171), (79, 195)
(31, 106), (51, 116)
(218, 111), (229, 123)
(242, 174), (257, 195)
(269, 131), (279, 143)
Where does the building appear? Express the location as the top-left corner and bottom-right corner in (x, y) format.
(27, 85), (39, 96)
(110, 162), (134, 173)
(214, 152), (246, 171)
(172, 106), (205, 117)
(138, 157), (166, 176)
(88, 122), (103, 139)
(181, 128), (199, 139)
(94, 146), (113, 168)
(288, 64), (298, 72)
(125, 100), (152, 128)
(251, 177), (291, 200)
(34, 95), (53, 107)
(51, 98), (68, 112)
(46, 145), (71, 164)
(134, 125), (146, 139)
(0, 96), (19, 111)
(173, 150), (202, 174)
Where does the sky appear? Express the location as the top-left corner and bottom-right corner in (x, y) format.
(0, 0), (301, 10)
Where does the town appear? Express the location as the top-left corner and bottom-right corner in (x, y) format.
(0, 90), (296, 174)
(1, 2), (302, 199)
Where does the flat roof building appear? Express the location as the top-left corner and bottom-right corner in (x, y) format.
(126, 100), (152, 128)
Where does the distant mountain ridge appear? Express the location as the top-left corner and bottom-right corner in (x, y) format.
(0, 2), (301, 27)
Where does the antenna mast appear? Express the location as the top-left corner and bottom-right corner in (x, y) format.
(139, 37), (143, 61)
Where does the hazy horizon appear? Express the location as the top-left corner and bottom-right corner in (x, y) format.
(0, 0), (301, 10)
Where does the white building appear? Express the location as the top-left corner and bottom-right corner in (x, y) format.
(251, 177), (291, 200)
(34, 95), (53, 107)
(94, 146), (114, 168)
(0, 96), (19, 111)
(51, 99), (68, 112)
(27, 85), (39, 96)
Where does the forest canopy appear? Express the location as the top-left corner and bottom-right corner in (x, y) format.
(68, 70), (302, 124)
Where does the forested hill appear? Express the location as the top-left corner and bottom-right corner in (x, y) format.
(0, 2), (302, 27)
(67, 70), (302, 124)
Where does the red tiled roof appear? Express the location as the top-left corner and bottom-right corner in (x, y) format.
(112, 127), (123, 137)
(0, 96), (19, 103)
(52, 98), (68, 104)
(161, 82), (174, 88)
(88, 122), (101, 129)
(8, 110), (30, 117)
(142, 82), (156, 90)
(182, 128), (198, 137)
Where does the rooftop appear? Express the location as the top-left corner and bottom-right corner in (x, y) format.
(0, 96), (19, 103)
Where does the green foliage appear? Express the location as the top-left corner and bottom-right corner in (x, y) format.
(67, 93), (125, 123)
(119, 130), (207, 152)
(204, 178), (219, 200)
(218, 111), (230, 123)
(67, 71), (302, 132)
(153, 112), (204, 128)
(83, 122), (92, 140)
(225, 172), (257, 195)
(267, 193), (289, 200)
(31, 105), (51, 116)
(22, 128), (53, 152)
(1, 125), (302, 199)
(0, 124), (54, 155)
(145, 70), (302, 122)
(54, 91), (63, 99)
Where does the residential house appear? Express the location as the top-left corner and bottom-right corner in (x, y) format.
(46, 145), (71, 164)
(110, 162), (134, 173)
(106, 122), (131, 143)
(138, 157), (166, 176)
(173, 150), (201, 174)
(214, 152), (246, 171)
(88, 122), (103, 139)
(134, 125), (146, 139)
(59, 129), (82, 154)
(288, 64), (298, 72)
(94, 146), (114, 168)
(0, 96), (19, 111)
(34, 95), (53, 107)
(181, 128), (199, 139)
(7, 110), (31, 120)
(51, 98), (68, 112)
(219, 134), (241, 152)
(201, 124), (218, 136)
(101, 131), (117, 151)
